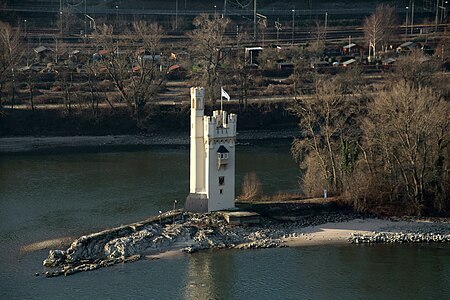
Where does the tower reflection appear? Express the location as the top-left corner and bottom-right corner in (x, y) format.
(183, 250), (234, 300)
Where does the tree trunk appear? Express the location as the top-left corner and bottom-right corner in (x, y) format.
(29, 84), (34, 110)
(11, 79), (15, 110)
(0, 83), (3, 113)
(325, 131), (338, 190)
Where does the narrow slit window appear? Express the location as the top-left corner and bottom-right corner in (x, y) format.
(219, 176), (225, 185)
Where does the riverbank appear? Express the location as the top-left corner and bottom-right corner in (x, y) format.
(284, 217), (450, 246)
(0, 129), (299, 154)
(0, 102), (298, 138)
(40, 211), (450, 278)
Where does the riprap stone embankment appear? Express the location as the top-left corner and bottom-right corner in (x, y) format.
(349, 221), (450, 244)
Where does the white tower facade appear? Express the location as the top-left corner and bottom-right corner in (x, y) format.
(185, 87), (237, 213)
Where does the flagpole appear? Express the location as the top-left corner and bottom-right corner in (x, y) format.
(220, 87), (223, 112)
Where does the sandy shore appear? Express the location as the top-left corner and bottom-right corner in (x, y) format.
(20, 236), (77, 254)
(145, 243), (192, 260)
(119, 218), (450, 261)
(283, 218), (449, 246)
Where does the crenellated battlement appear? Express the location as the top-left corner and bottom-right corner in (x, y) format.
(228, 113), (237, 123)
(204, 110), (237, 139)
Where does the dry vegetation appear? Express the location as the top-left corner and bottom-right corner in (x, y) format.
(290, 50), (450, 216)
(238, 172), (262, 201)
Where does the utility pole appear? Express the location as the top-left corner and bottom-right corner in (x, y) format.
(11, 67), (15, 109)
(292, 9), (295, 45)
(324, 12), (328, 41)
(405, 6), (409, 37)
(116, 5), (119, 25)
(59, 0), (63, 37)
(444, 0), (448, 23)
(236, 25), (239, 48)
(175, 0), (178, 30)
(257, 13), (267, 47)
(436, 0), (440, 30)
(309, 0), (312, 23)
(84, 0), (87, 37)
(86, 14), (96, 30)
(223, 0), (227, 17)
(440, 0), (448, 23)
(411, 0), (415, 35)
(442, 0), (445, 22)
(253, 0), (257, 39)
(275, 19), (281, 46)
(55, 38), (58, 64)
(24, 19), (28, 66)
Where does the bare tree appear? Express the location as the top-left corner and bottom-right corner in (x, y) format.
(291, 77), (358, 195)
(92, 24), (128, 103)
(290, 48), (314, 97)
(56, 6), (80, 35)
(0, 21), (22, 111)
(188, 14), (230, 104)
(83, 60), (104, 118)
(239, 172), (262, 201)
(363, 4), (397, 60)
(393, 49), (441, 88)
(128, 21), (165, 120)
(435, 30), (450, 61)
(52, 37), (66, 65)
(54, 61), (77, 115)
(24, 69), (37, 110)
(306, 21), (326, 58)
(362, 82), (450, 214)
(335, 65), (364, 95)
(230, 31), (252, 111)
(93, 22), (165, 120)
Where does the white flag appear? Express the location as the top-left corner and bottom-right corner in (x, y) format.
(221, 87), (230, 101)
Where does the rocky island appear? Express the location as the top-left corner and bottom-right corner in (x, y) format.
(41, 210), (450, 278)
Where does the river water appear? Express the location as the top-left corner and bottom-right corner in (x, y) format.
(1, 141), (449, 299)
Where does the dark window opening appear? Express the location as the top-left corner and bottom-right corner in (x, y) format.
(220, 189), (223, 194)
(219, 176), (225, 185)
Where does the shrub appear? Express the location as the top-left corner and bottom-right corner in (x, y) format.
(238, 172), (262, 201)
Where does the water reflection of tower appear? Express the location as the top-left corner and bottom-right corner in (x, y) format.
(183, 252), (234, 300)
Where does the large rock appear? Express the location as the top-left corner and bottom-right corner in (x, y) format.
(43, 250), (66, 267)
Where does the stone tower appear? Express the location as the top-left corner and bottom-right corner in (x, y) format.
(185, 87), (237, 213)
